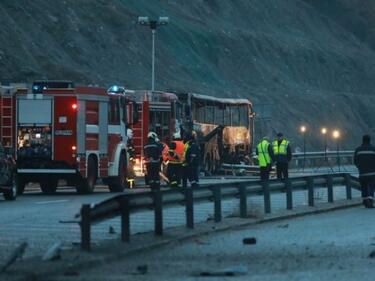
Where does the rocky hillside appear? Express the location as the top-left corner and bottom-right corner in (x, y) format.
(1, 0), (375, 150)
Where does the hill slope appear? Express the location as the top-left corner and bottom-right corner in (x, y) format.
(1, 0), (375, 149)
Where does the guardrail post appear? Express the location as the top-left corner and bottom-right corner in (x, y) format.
(184, 187), (194, 229)
(120, 197), (130, 242)
(213, 187), (222, 222)
(307, 177), (314, 207)
(80, 204), (91, 251)
(239, 183), (247, 218)
(285, 179), (293, 210)
(262, 181), (271, 214)
(326, 174), (334, 203)
(153, 189), (163, 236)
(344, 174), (352, 200)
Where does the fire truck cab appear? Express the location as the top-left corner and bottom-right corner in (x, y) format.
(1, 81), (133, 194)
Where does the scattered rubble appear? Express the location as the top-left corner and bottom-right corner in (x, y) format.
(42, 242), (62, 261)
(1, 241), (28, 272)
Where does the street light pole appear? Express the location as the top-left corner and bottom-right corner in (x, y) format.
(151, 29), (156, 92)
(138, 16), (169, 92)
(300, 125), (307, 171)
(332, 130), (340, 172)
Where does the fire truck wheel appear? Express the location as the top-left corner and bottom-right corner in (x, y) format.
(86, 156), (97, 192)
(40, 178), (58, 194)
(16, 176), (26, 195)
(108, 153), (127, 192)
(3, 178), (17, 201)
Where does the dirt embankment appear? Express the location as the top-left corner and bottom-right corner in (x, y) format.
(0, 0), (375, 149)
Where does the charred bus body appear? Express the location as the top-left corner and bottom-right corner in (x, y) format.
(176, 93), (254, 175)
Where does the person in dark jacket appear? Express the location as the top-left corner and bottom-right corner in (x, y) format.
(354, 134), (375, 208)
(272, 132), (292, 180)
(182, 132), (200, 188)
(144, 132), (163, 190)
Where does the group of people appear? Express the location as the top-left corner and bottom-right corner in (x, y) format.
(256, 132), (292, 181)
(256, 131), (375, 210)
(143, 131), (200, 190)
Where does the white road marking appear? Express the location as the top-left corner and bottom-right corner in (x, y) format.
(35, 200), (69, 205)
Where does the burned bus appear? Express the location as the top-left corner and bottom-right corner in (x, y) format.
(176, 93), (254, 174)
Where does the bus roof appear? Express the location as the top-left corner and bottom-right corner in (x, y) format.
(190, 93), (252, 105)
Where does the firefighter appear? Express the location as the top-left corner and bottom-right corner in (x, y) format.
(256, 137), (273, 181)
(354, 135), (375, 208)
(272, 132), (292, 180)
(182, 132), (200, 188)
(166, 132), (185, 187)
(144, 132), (163, 190)
(126, 128), (136, 188)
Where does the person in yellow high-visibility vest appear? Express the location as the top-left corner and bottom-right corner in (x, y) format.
(272, 132), (292, 180)
(256, 137), (274, 181)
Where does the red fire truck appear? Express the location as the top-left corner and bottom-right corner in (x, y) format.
(124, 90), (180, 176)
(0, 81), (133, 194)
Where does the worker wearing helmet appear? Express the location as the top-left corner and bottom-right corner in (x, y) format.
(166, 132), (185, 187)
(144, 132), (163, 190)
(256, 136), (274, 181)
(182, 131), (200, 188)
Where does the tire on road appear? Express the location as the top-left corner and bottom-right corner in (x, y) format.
(40, 178), (58, 194)
(108, 153), (127, 192)
(76, 156), (97, 194)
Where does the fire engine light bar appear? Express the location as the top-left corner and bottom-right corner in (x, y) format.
(17, 169), (76, 174)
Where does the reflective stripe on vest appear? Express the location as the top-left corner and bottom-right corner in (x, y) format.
(257, 140), (271, 167)
(272, 139), (289, 155)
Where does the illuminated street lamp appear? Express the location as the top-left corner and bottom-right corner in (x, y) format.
(321, 127), (327, 161)
(138, 16), (169, 92)
(300, 125), (307, 171)
(332, 130), (340, 172)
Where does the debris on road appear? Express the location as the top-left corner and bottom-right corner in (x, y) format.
(135, 265), (148, 275)
(194, 238), (211, 245)
(42, 242), (62, 261)
(243, 237), (257, 245)
(368, 250), (375, 258)
(109, 226), (116, 234)
(195, 265), (248, 277)
(277, 224), (289, 228)
(1, 241), (28, 272)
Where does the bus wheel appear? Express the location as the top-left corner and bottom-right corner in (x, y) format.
(109, 153), (127, 192)
(40, 178), (58, 194)
(16, 176), (26, 195)
(76, 156), (97, 194)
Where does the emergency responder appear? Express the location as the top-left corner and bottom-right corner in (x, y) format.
(144, 132), (163, 190)
(126, 128), (136, 187)
(256, 137), (274, 181)
(354, 135), (375, 208)
(166, 132), (185, 187)
(182, 132), (200, 188)
(272, 132), (292, 180)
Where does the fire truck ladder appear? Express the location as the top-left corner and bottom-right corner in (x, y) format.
(1, 95), (13, 148)
(132, 104), (144, 173)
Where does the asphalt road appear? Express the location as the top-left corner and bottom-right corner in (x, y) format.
(46, 206), (375, 281)
(0, 168), (358, 266)
(0, 177), (255, 263)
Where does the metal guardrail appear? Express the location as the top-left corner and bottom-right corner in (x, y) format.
(221, 150), (355, 174)
(77, 173), (360, 251)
